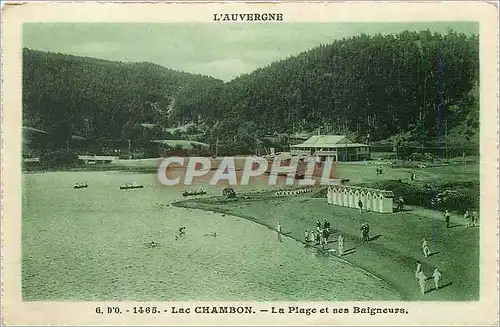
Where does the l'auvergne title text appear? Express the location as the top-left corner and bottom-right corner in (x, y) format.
(213, 13), (284, 22)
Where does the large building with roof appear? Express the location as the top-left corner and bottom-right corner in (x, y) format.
(290, 135), (370, 162)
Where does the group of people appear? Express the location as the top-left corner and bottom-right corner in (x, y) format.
(417, 238), (445, 295)
(415, 262), (442, 294)
(303, 219), (331, 248)
(463, 210), (479, 228)
(301, 219), (347, 256)
(444, 209), (479, 228)
(175, 226), (186, 240)
(74, 181), (89, 189)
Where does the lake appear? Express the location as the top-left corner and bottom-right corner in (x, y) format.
(22, 171), (401, 301)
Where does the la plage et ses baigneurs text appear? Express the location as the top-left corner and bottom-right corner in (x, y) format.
(97, 305), (409, 316)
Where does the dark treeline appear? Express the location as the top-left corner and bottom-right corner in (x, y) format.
(22, 49), (223, 154)
(23, 30), (479, 157)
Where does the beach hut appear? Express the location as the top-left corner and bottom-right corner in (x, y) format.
(359, 190), (366, 210)
(380, 191), (395, 213)
(348, 190), (355, 208)
(371, 191), (380, 212)
(327, 186), (333, 204)
(342, 188), (349, 207)
(354, 189), (360, 209)
(326, 185), (394, 214)
(363, 190), (373, 211)
(330, 186), (337, 205)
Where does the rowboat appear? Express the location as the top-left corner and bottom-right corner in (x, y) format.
(182, 190), (207, 197)
(119, 183), (144, 190)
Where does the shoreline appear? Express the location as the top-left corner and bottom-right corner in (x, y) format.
(174, 199), (407, 300)
(172, 194), (479, 301)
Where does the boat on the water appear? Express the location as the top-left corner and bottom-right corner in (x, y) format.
(182, 190), (207, 197)
(120, 183), (144, 190)
(74, 182), (88, 189)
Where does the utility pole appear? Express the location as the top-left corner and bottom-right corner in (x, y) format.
(345, 135), (348, 162)
(128, 139), (131, 159)
(445, 118), (448, 161)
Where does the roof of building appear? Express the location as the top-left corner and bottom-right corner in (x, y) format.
(290, 135), (369, 148)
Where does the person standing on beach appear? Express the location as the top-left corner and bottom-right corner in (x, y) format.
(432, 268), (442, 290)
(304, 230), (310, 243)
(444, 210), (451, 228)
(362, 222), (370, 242)
(319, 230), (325, 249)
(358, 200), (363, 214)
(322, 228), (329, 247)
(277, 222), (282, 242)
(422, 239), (431, 257)
(464, 210), (471, 228)
(337, 235), (344, 256)
(397, 196), (404, 212)
(417, 270), (427, 295)
(316, 219), (321, 232)
(323, 219), (331, 233)
(472, 211), (478, 227)
(415, 262), (422, 281)
(310, 230), (316, 245)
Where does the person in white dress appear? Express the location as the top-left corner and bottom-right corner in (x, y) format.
(422, 239), (431, 257)
(472, 211), (478, 227)
(415, 262), (422, 281)
(310, 231), (316, 245)
(417, 270), (427, 295)
(337, 235), (344, 256)
(464, 210), (471, 228)
(433, 268), (442, 290)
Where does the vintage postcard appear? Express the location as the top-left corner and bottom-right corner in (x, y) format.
(1, 1), (499, 325)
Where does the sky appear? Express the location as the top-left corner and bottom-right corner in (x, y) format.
(23, 22), (478, 82)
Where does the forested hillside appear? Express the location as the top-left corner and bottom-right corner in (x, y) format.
(23, 29), (479, 156)
(22, 49), (223, 150)
(193, 30), (479, 151)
